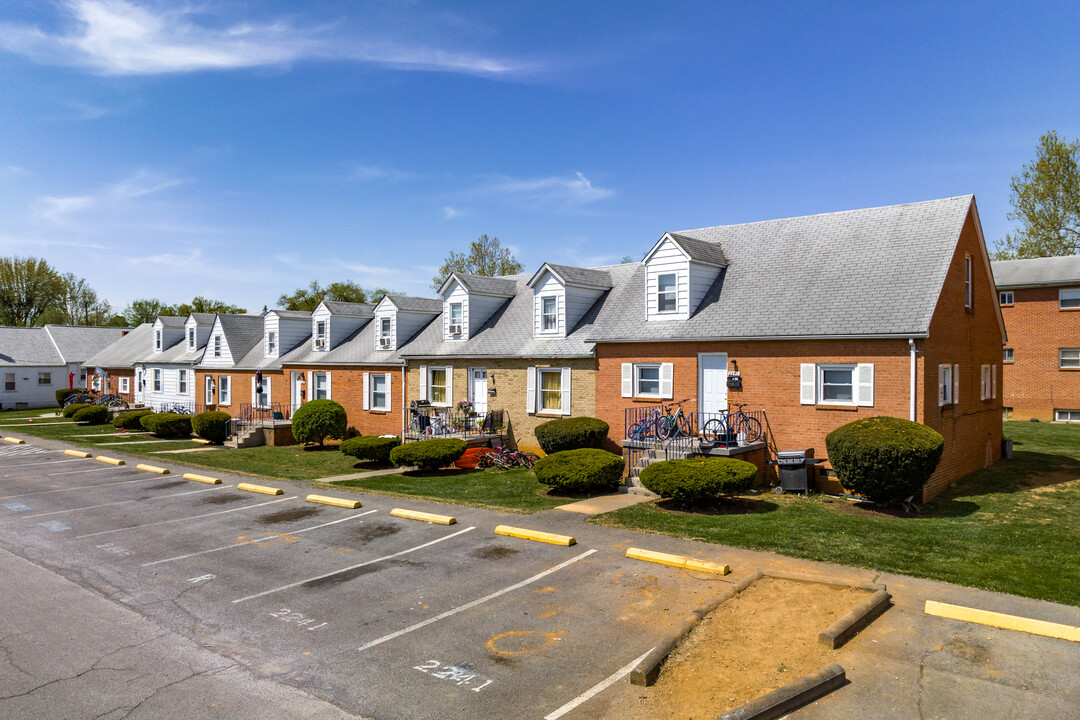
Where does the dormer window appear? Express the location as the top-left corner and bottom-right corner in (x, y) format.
(541, 296), (558, 332)
(315, 321), (327, 349)
(213, 335), (222, 357)
(154, 329), (162, 350)
(657, 273), (677, 313)
(449, 303), (463, 336)
(267, 331), (277, 354)
(187, 327), (195, 350)
(378, 317), (392, 348)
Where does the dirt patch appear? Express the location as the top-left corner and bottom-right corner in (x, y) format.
(257, 506), (323, 525)
(347, 521), (401, 544)
(829, 500), (916, 519)
(1025, 470), (1080, 492)
(199, 493), (246, 505)
(301, 558), (418, 589)
(471, 545), (520, 560)
(146, 480), (189, 490)
(613, 577), (868, 720)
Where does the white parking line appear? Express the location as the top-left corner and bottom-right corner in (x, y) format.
(232, 525), (477, 605)
(45, 467), (114, 477)
(74, 496), (296, 540)
(543, 648), (652, 720)
(0, 475), (150, 501)
(142, 509), (380, 567)
(356, 548), (597, 652)
(0, 458), (81, 471)
(22, 485), (233, 519)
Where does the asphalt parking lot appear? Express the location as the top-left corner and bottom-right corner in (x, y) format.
(2, 437), (1080, 720)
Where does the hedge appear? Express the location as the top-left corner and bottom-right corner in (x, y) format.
(534, 417), (610, 455)
(72, 405), (108, 425)
(192, 411), (231, 444)
(62, 403), (91, 418)
(825, 416), (944, 504)
(341, 435), (400, 463)
(389, 438), (467, 470)
(140, 412), (192, 439)
(291, 399), (348, 445)
(113, 410), (154, 430)
(639, 457), (757, 504)
(55, 388), (85, 408)
(534, 448), (625, 494)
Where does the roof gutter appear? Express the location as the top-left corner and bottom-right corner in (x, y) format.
(585, 332), (930, 344)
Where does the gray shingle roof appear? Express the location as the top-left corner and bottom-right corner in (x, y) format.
(215, 315), (265, 363)
(322, 301), (374, 316)
(268, 309), (313, 319)
(189, 313), (217, 325)
(279, 317), (413, 366)
(992, 255), (1080, 288)
(529, 263), (613, 289)
(588, 196), (976, 341)
(1, 325), (129, 367)
(384, 295), (443, 313)
(663, 232), (730, 266)
(157, 316), (187, 328)
(443, 272), (519, 297)
(83, 324), (155, 368)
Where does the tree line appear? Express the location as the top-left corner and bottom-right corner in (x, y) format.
(1, 235), (525, 327)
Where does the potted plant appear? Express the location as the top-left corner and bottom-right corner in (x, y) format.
(456, 399), (475, 417)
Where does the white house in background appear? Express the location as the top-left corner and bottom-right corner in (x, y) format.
(133, 314), (214, 412)
(0, 325), (129, 410)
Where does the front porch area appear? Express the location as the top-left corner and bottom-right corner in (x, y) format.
(403, 406), (509, 447)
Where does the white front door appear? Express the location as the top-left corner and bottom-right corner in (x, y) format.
(470, 368), (488, 415)
(698, 353), (728, 420)
(291, 372), (304, 414)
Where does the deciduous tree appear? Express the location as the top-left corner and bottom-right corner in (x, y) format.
(278, 281), (396, 311)
(430, 234), (524, 292)
(0, 256), (64, 326)
(122, 298), (177, 325)
(175, 296), (246, 316)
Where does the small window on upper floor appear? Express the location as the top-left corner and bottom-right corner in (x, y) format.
(999, 291), (1014, 306)
(449, 303), (463, 336)
(1060, 348), (1080, 369)
(657, 273), (677, 313)
(155, 329), (162, 350)
(187, 327), (195, 349)
(541, 296), (558, 332)
(964, 255), (974, 309)
(315, 321), (327, 348)
(378, 317), (392, 348)
(267, 330), (277, 355)
(1003, 348), (1014, 363)
(213, 335), (222, 357)
(1060, 288), (1080, 310)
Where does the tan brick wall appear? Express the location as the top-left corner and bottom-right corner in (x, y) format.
(193, 369), (286, 415)
(405, 359), (596, 454)
(1000, 286), (1080, 421)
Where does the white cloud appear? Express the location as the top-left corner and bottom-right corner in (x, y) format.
(347, 164), (412, 182)
(482, 171), (615, 206)
(33, 170), (185, 223)
(442, 205), (459, 219)
(0, 0), (524, 76)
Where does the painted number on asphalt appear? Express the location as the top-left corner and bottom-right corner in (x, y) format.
(269, 608), (328, 631)
(3, 502), (31, 512)
(414, 660), (493, 692)
(187, 573), (216, 584)
(97, 542), (135, 557)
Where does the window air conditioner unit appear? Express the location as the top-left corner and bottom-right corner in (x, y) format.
(449, 324), (463, 336)
(315, 339), (326, 349)
(379, 337), (391, 348)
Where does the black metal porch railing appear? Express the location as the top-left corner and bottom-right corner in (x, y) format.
(228, 402), (287, 440)
(404, 408), (507, 442)
(623, 405), (768, 452)
(156, 401), (195, 415)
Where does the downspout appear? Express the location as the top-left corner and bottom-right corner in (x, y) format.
(401, 364), (407, 438)
(908, 338), (917, 422)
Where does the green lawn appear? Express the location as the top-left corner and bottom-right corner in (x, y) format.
(322, 467), (570, 514)
(591, 421), (1080, 606)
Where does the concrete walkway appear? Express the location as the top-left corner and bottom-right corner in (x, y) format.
(307, 466), (410, 483)
(555, 493), (655, 515)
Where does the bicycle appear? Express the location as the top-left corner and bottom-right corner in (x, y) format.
(702, 403), (763, 445)
(625, 399), (691, 442)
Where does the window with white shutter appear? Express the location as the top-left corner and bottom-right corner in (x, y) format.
(621, 363), (633, 398)
(800, 364), (816, 405)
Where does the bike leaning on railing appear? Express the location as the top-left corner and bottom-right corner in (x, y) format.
(626, 399), (692, 441)
(701, 403), (763, 444)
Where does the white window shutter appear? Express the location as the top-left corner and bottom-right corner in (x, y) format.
(856, 363), (874, 407)
(992, 364), (997, 399)
(445, 366), (453, 405)
(937, 365), (945, 407)
(326, 371), (332, 400)
(980, 365), (988, 400)
(386, 373), (393, 413)
(251, 376), (256, 404)
(952, 364), (959, 406)
(621, 363), (633, 398)
(526, 367), (536, 413)
(800, 364), (816, 405)
(362, 373), (370, 410)
(561, 367), (571, 415)
(660, 362), (674, 399)
(306, 371), (312, 404)
(419, 365), (427, 399)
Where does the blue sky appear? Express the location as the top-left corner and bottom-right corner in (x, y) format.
(1, 1), (1078, 312)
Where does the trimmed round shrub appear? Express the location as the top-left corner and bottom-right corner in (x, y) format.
(534, 448), (625, 494)
(72, 405), (108, 425)
(534, 417), (610, 455)
(291, 399), (347, 445)
(389, 438), (467, 470)
(56, 387), (85, 408)
(640, 457), (757, 504)
(825, 416), (944, 504)
(140, 412), (192, 439)
(62, 403), (91, 418)
(192, 411), (231, 444)
(341, 435), (400, 463)
(113, 410), (154, 430)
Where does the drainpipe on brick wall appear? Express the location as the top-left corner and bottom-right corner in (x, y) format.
(401, 366), (407, 438)
(908, 338), (917, 422)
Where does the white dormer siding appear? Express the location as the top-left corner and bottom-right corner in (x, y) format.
(199, 318), (235, 368)
(152, 319), (184, 353)
(643, 235), (723, 321)
(183, 317), (212, 352)
(530, 270), (605, 338)
(312, 305), (331, 351)
(397, 311), (435, 345)
(443, 280), (470, 340)
(267, 313), (309, 356)
(374, 307), (396, 351)
(264, 314), (280, 357)
(312, 302), (367, 351)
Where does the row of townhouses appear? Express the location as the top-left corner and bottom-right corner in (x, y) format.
(80, 195), (1017, 500)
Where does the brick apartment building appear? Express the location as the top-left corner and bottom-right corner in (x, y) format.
(992, 255), (1080, 422)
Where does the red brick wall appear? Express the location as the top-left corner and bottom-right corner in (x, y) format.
(919, 208), (1004, 499)
(1000, 286), (1080, 421)
(283, 365), (405, 437)
(103, 368), (135, 404)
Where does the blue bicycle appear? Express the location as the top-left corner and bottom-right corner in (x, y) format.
(625, 399), (691, 441)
